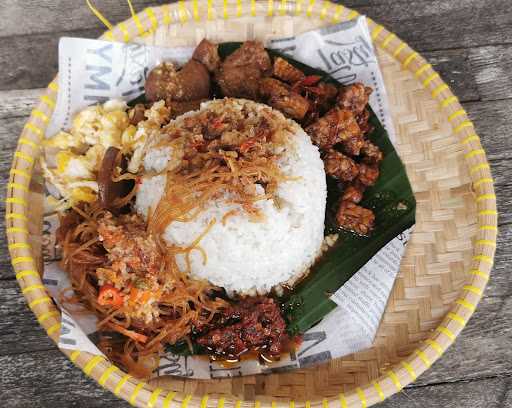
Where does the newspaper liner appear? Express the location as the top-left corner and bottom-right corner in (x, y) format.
(42, 17), (412, 379)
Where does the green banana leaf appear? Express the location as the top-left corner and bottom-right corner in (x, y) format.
(217, 43), (416, 335)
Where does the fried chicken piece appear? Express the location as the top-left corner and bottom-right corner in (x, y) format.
(358, 163), (380, 186)
(342, 183), (365, 204)
(361, 140), (383, 164)
(337, 83), (373, 114)
(192, 39), (220, 72)
(336, 200), (375, 235)
(273, 57), (305, 83)
(323, 150), (359, 182)
(306, 108), (361, 150)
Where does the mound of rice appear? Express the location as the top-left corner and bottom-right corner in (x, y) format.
(135, 99), (326, 295)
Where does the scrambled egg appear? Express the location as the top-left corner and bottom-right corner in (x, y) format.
(43, 99), (169, 209)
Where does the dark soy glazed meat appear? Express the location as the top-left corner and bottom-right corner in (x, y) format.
(272, 57), (306, 83)
(196, 297), (290, 358)
(306, 108), (361, 150)
(260, 78), (310, 120)
(323, 150), (359, 182)
(336, 200), (375, 236)
(337, 83), (373, 114)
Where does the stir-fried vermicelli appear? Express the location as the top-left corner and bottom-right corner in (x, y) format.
(58, 203), (227, 375)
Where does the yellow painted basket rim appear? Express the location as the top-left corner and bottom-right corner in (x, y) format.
(5, 1), (497, 407)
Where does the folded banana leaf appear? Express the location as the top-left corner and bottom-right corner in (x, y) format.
(218, 43), (416, 336)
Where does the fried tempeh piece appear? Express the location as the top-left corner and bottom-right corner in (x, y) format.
(341, 134), (365, 156)
(260, 78), (310, 120)
(357, 163), (380, 186)
(342, 183), (365, 204)
(337, 83), (373, 115)
(273, 57), (306, 83)
(356, 109), (373, 135)
(361, 139), (383, 164)
(336, 200), (375, 235)
(305, 108), (362, 150)
(323, 150), (359, 182)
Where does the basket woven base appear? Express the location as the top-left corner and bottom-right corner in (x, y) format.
(7, 2), (497, 407)
(150, 22), (475, 400)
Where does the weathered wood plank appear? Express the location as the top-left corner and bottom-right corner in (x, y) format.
(1, 350), (129, 408)
(380, 377), (511, 408)
(0, 88), (44, 119)
(2, 0), (510, 46)
(1, 1), (512, 93)
(1, 349), (510, 407)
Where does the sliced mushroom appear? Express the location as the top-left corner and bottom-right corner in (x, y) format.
(98, 147), (134, 211)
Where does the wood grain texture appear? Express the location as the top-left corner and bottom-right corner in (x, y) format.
(0, 0), (511, 406)
(1, 1), (512, 91)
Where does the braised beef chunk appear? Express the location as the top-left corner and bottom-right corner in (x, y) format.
(323, 150), (359, 182)
(172, 60), (211, 101)
(216, 65), (263, 99)
(337, 83), (373, 114)
(196, 297), (290, 358)
(336, 200), (375, 235)
(128, 104), (146, 126)
(260, 78), (309, 120)
(358, 163), (380, 186)
(223, 41), (272, 73)
(306, 108), (361, 149)
(192, 39), (220, 72)
(361, 140), (383, 164)
(273, 57), (306, 83)
(145, 62), (178, 102)
(342, 184), (365, 204)
(216, 41), (272, 99)
(145, 60), (210, 103)
(168, 99), (207, 119)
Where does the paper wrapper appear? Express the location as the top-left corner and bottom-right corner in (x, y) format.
(42, 16), (412, 379)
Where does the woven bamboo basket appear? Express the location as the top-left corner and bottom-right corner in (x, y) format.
(5, 1), (498, 407)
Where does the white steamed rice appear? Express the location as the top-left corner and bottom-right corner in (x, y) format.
(135, 99), (326, 295)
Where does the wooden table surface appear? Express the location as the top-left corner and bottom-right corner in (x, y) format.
(1, 1), (511, 407)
